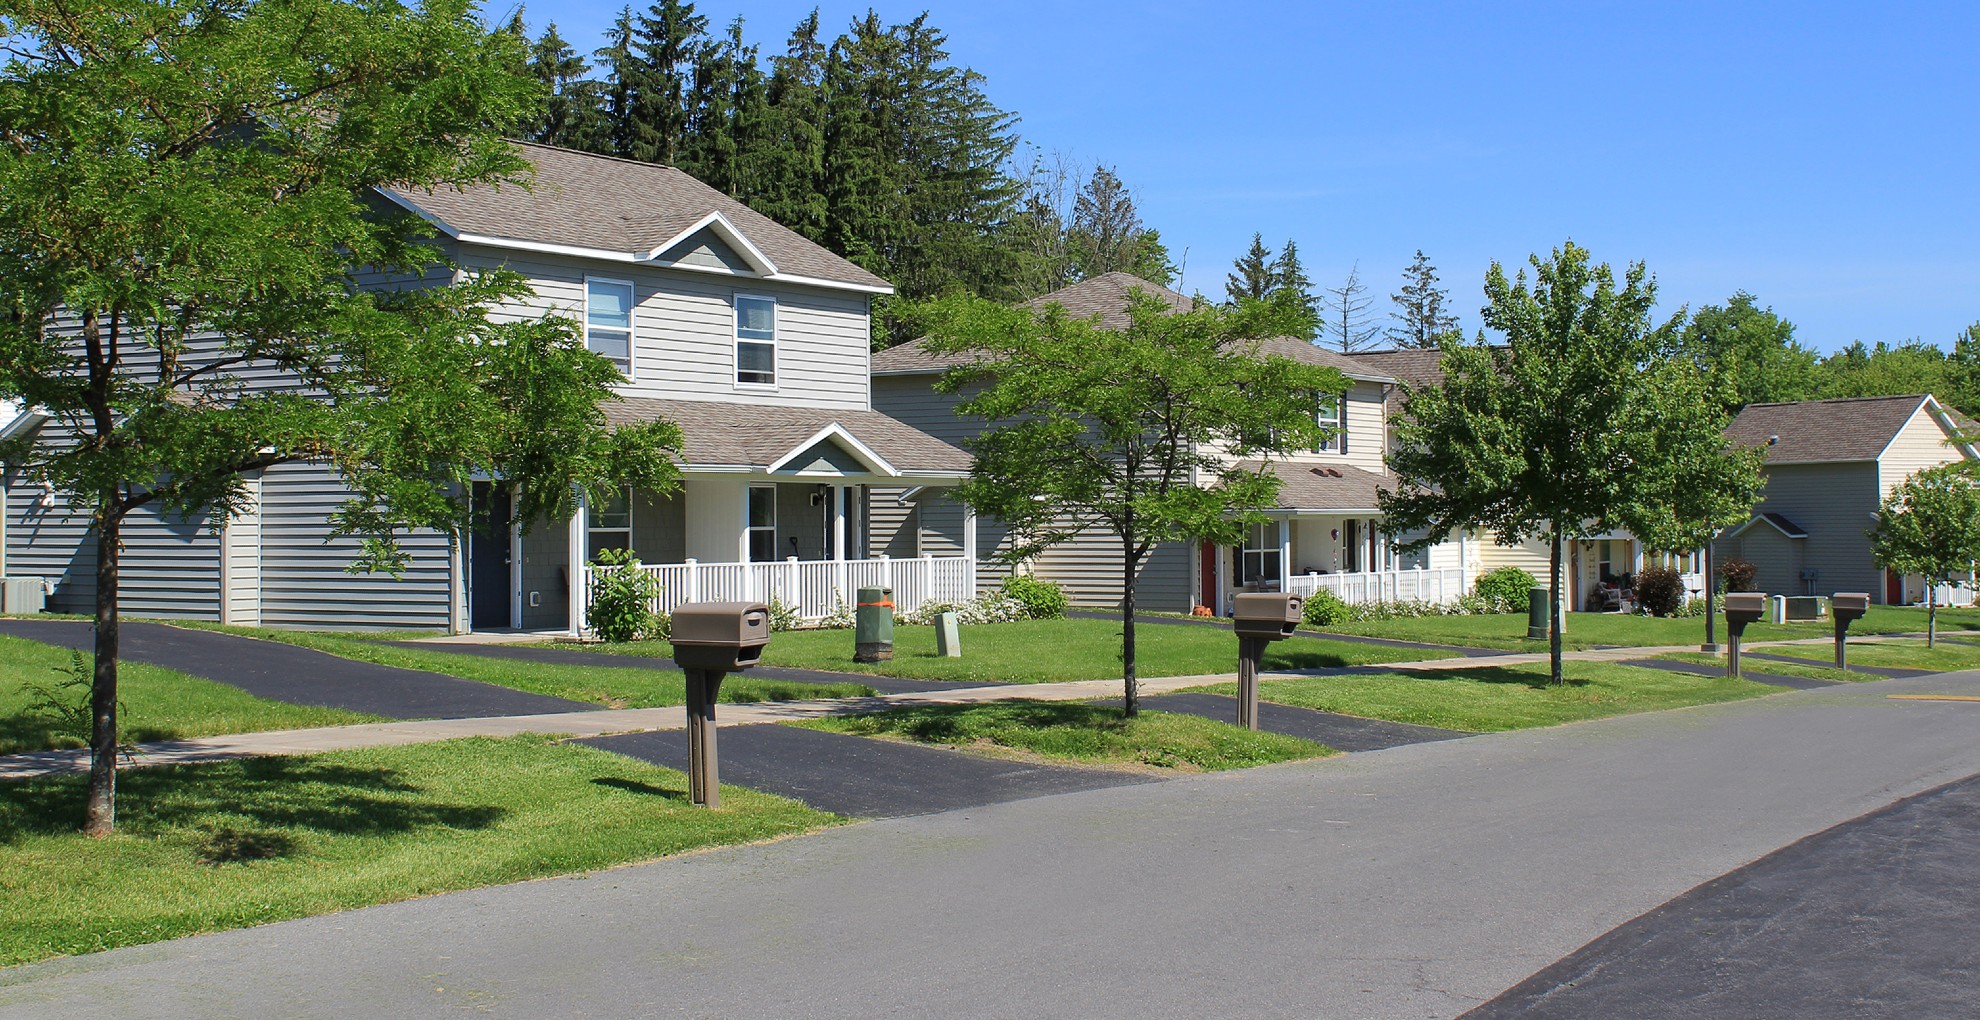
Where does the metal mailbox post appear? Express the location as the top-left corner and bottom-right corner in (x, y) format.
(1722, 592), (1767, 679)
(669, 601), (772, 808)
(1831, 593), (1870, 672)
(1231, 593), (1304, 730)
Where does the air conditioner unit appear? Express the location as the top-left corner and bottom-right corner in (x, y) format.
(0, 577), (47, 614)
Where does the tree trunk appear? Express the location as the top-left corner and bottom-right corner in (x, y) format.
(1549, 528), (1565, 686)
(1122, 541), (1138, 718)
(84, 509), (121, 837)
(1928, 583), (1937, 648)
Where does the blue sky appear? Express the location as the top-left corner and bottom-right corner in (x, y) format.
(514, 1), (1978, 353)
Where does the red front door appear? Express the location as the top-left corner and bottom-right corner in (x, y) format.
(1199, 540), (1217, 611)
(1887, 569), (1904, 605)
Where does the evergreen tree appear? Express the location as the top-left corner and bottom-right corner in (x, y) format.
(1386, 249), (1457, 348)
(751, 10), (828, 238)
(1324, 263), (1381, 353)
(679, 17), (763, 196)
(1226, 233), (1274, 303)
(1069, 164), (1172, 284)
(526, 22), (608, 152)
(628, 0), (709, 165)
(596, 8), (643, 159)
(1270, 239), (1319, 334)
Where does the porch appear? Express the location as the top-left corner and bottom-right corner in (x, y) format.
(1206, 512), (1472, 612)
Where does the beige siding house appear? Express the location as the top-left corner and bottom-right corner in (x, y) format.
(2, 142), (974, 631)
(871, 274), (1471, 613)
(1716, 394), (1977, 604)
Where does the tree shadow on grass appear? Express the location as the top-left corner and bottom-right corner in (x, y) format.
(0, 757), (507, 846)
(874, 700), (1121, 742)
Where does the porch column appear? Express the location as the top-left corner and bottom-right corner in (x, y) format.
(962, 501), (979, 565)
(509, 483), (524, 630)
(1276, 517), (1291, 592)
(567, 490), (587, 635)
(447, 532), (466, 635)
(829, 483), (845, 561)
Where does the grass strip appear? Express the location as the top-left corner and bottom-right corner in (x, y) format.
(171, 623), (872, 708)
(0, 734), (837, 967)
(795, 699), (1334, 771)
(1657, 651), (1863, 684)
(1315, 607), (1980, 651)
(1190, 660), (1780, 733)
(1, 634), (376, 755)
(569, 616), (1456, 684)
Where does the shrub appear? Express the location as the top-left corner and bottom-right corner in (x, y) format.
(999, 575), (1070, 619)
(1474, 566), (1539, 614)
(820, 593), (856, 630)
(765, 597), (802, 633)
(1675, 592), (1723, 618)
(1632, 566), (1686, 617)
(902, 591), (1029, 626)
(1301, 589), (1351, 627)
(585, 549), (663, 643)
(1718, 556), (1759, 592)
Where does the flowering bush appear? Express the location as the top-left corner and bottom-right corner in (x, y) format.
(901, 591), (1030, 625)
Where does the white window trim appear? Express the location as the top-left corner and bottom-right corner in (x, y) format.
(584, 275), (637, 381)
(1240, 520), (1281, 584)
(1316, 392), (1345, 454)
(586, 486), (634, 558)
(733, 292), (778, 391)
(747, 484), (778, 562)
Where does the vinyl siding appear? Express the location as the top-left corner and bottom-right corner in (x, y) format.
(518, 515), (571, 631)
(1716, 462), (1882, 601)
(1877, 405), (1968, 500)
(1268, 379), (1390, 474)
(459, 244), (871, 411)
(257, 462), (453, 629)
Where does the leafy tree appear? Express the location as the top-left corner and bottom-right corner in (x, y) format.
(1380, 242), (1763, 684)
(1068, 164), (1173, 284)
(1869, 466), (1980, 647)
(1386, 249), (1458, 348)
(0, 0), (683, 835)
(1681, 292), (1818, 412)
(526, 21), (609, 151)
(1226, 233), (1275, 303)
(1817, 340), (1950, 402)
(1269, 240), (1320, 335)
(926, 289), (1346, 714)
(1945, 323), (1980, 417)
(1323, 262), (1382, 353)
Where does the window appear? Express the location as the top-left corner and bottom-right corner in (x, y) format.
(1315, 392), (1345, 453)
(747, 484), (777, 562)
(587, 487), (632, 560)
(1240, 520), (1282, 586)
(585, 278), (634, 376)
(735, 294), (776, 386)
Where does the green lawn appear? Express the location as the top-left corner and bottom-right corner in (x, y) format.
(1191, 660), (1780, 733)
(1656, 651), (1864, 684)
(173, 623), (873, 708)
(567, 616), (1457, 684)
(796, 700), (1333, 771)
(0, 735), (838, 967)
(1316, 606), (1980, 651)
(1, 634), (376, 755)
(1775, 637), (1980, 674)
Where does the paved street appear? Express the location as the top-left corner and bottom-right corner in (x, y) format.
(5, 669), (1979, 1018)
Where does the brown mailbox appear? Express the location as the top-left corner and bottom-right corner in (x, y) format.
(670, 601), (771, 672)
(1722, 593), (1767, 629)
(1831, 592), (1870, 672)
(1233, 593), (1305, 641)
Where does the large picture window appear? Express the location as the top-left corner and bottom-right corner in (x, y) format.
(1240, 520), (1281, 586)
(1315, 392), (1344, 453)
(585, 278), (635, 376)
(736, 294), (776, 386)
(747, 484), (777, 561)
(587, 487), (632, 560)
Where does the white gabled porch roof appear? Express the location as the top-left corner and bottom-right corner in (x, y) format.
(601, 395), (971, 484)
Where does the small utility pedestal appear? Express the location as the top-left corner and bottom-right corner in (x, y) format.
(1723, 593), (1767, 679)
(1232, 593), (1304, 730)
(670, 601), (771, 808)
(1832, 592), (1869, 672)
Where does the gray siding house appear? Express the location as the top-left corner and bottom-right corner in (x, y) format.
(871, 274), (1471, 613)
(1, 142), (974, 632)
(1716, 393), (1976, 604)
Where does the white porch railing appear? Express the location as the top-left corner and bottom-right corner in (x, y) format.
(579, 555), (977, 625)
(1283, 568), (1469, 606)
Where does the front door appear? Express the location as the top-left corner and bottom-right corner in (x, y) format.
(469, 482), (512, 630)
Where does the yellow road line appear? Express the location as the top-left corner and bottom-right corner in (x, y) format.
(1887, 694), (1980, 703)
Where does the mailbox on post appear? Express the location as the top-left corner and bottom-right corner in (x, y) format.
(1831, 592), (1870, 672)
(1722, 592), (1768, 678)
(669, 601), (771, 808)
(1231, 593), (1304, 730)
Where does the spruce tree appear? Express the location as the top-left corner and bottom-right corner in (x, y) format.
(527, 22), (609, 152)
(629, 0), (709, 165)
(1226, 233), (1273, 303)
(1325, 262), (1382, 353)
(1270, 239), (1320, 332)
(752, 10), (828, 238)
(596, 8), (643, 159)
(1069, 164), (1172, 283)
(1387, 249), (1458, 348)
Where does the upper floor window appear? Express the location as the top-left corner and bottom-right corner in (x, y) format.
(736, 294), (776, 386)
(585, 278), (634, 376)
(1315, 392), (1345, 453)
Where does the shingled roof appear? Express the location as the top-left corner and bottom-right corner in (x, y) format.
(381, 142), (891, 293)
(1725, 394), (1946, 464)
(1346, 348), (1448, 388)
(602, 396), (970, 476)
(1237, 461), (1393, 512)
(872, 272), (1392, 382)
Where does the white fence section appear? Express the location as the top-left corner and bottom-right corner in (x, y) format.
(1283, 568), (1469, 605)
(579, 555), (977, 625)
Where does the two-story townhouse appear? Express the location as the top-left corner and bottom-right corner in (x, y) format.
(1716, 394), (1978, 604)
(870, 273), (1470, 613)
(0, 142), (976, 633)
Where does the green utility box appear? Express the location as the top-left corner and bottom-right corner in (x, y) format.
(855, 585), (895, 662)
(1527, 587), (1551, 640)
